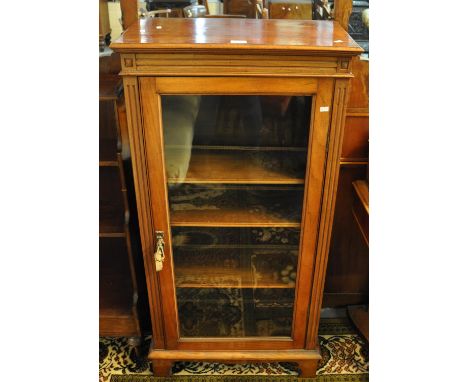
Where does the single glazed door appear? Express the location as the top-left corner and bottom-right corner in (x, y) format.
(139, 77), (335, 350)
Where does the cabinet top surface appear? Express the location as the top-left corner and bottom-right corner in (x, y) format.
(110, 18), (362, 54)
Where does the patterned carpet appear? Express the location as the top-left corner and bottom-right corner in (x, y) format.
(99, 318), (368, 382)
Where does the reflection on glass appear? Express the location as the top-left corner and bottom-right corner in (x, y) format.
(161, 95), (312, 338)
(168, 184), (304, 227)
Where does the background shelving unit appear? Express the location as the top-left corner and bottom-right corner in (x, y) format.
(99, 74), (148, 340)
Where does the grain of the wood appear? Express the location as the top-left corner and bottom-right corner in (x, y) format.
(120, 0), (139, 30)
(153, 77), (318, 94)
(126, 52), (348, 78)
(110, 18), (362, 54)
(175, 266), (296, 289)
(347, 57), (369, 109)
(122, 77), (166, 349)
(99, 160), (120, 167)
(148, 349), (321, 360)
(100, 315), (140, 337)
(130, 66), (343, 77)
(170, 209), (301, 228)
(167, 149), (305, 184)
(306, 79), (349, 349)
(291, 79), (334, 347)
(175, 338), (297, 350)
(333, 0), (353, 31)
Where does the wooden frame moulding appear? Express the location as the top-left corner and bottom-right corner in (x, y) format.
(137, 76), (335, 352)
(119, 52), (355, 78)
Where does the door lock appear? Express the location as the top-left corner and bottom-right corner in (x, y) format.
(154, 231), (165, 272)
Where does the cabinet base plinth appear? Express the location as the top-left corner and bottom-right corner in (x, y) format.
(149, 348), (321, 377)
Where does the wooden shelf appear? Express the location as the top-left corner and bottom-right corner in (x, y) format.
(100, 237), (136, 319)
(99, 231), (126, 238)
(99, 74), (121, 101)
(100, 204), (126, 233)
(169, 184), (303, 227)
(173, 244), (298, 250)
(170, 209), (300, 228)
(167, 145), (307, 152)
(99, 160), (119, 167)
(100, 138), (118, 162)
(100, 271), (139, 336)
(100, 166), (126, 234)
(175, 266), (295, 289)
(167, 148), (306, 185)
(100, 218), (125, 234)
(100, 275), (134, 314)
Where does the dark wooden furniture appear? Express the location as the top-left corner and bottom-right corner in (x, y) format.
(334, 0), (353, 30)
(324, 54), (368, 307)
(99, 0), (112, 50)
(352, 180), (368, 245)
(310, 0), (368, 307)
(223, 0), (258, 18)
(99, 74), (148, 342)
(268, 0), (312, 20)
(347, 179), (368, 341)
(110, 18), (362, 377)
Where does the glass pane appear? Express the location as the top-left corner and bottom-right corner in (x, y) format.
(162, 95), (312, 338)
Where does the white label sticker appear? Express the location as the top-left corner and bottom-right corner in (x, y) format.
(156, 26), (162, 29)
(320, 106), (329, 112)
(230, 40), (247, 44)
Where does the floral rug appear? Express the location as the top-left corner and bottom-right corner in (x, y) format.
(99, 318), (368, 382)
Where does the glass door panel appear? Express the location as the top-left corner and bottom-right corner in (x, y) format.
(161, 95), (312, 338)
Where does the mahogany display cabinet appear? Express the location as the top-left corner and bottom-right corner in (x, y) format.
(110, 18), (362, 377)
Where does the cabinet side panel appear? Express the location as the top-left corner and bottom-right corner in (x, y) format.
(306, 78), (350, 349)
(123, 76), (166, 348)
(292, 79), (334, 347)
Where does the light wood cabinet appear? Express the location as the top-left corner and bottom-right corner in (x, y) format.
(110, 18), (361, 377)
(99, 74), (149, 342)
